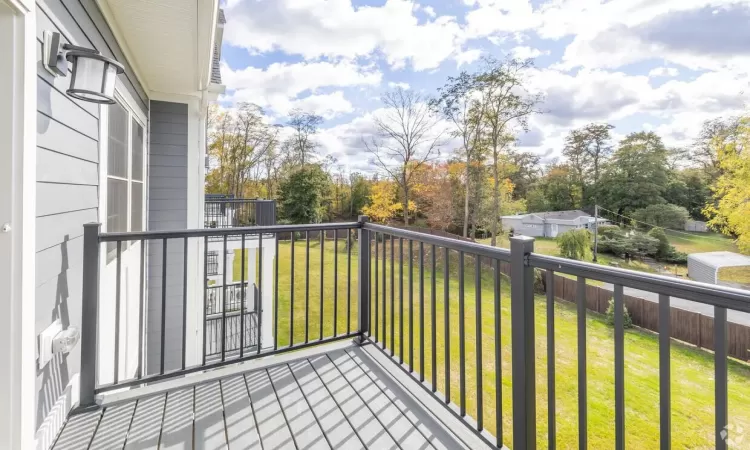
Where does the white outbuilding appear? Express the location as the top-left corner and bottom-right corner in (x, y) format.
(687, 251), (750, 284)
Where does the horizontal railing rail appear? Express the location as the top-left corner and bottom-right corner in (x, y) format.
(529, 252), (750, 312)
(79, 220), (363, 404)
(98, 222), (359, 241)
(79, 217), (750, 450)
(204, 198), (277, 228)
(362, 221), (750, 450)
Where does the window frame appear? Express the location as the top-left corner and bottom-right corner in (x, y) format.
(100, 88), (148, 260)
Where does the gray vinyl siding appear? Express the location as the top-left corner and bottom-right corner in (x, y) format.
(146, 101), (188, 374)
(34, 0), (147, 438)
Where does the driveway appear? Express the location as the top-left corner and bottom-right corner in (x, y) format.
(601, 283), (750, 326)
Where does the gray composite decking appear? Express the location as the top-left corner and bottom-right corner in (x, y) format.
(52, 342), (495, 450)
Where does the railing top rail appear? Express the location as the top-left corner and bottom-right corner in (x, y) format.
(364, 222), (512, 262)
(529, 252), (750, 312)
(95, 221), (360, 242)
(205, 198), (276, 203)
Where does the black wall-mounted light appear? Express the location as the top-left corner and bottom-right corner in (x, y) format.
(43, 31), (125, 105)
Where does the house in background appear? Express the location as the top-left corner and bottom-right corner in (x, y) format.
(501, 210), (609, 238)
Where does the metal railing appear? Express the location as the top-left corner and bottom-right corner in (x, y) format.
(80, 220), (360, 402)
(204, 198), (276, 228)
(78, 217), (750, 450)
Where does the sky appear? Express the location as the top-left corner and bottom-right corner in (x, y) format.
(218, 0), (750, 172)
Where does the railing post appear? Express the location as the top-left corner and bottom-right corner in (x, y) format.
(357, 216), (370, 344)
(510, 235), (536, 450)
(80, 223), (101, 407)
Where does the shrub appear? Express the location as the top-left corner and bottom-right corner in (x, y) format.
(605, 298), (634, 329)
(597, 224), (624, 239)
(557, 228), (592, 260)
(597, 230), (659, 259)
(632, 204), (690, 230)
(662, 249), (688, 264)
(647, 227), (671, 259)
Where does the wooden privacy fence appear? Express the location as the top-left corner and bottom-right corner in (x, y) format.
(544, 272), (750, 362)
(395, 224), (750, 362)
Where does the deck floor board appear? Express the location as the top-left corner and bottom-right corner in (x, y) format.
(65, 343), (493, 450)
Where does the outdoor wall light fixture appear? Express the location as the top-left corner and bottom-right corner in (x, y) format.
(43, 30), (124, 104)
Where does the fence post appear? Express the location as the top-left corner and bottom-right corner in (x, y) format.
(357, 216), (370, 344)
(510, 235), (536, 450)
(80, 223), (101, 407)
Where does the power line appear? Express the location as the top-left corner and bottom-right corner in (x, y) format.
(596, 205), (732, 243)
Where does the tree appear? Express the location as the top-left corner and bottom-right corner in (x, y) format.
(581, 123), (615, 201)
(278, 164), (331, 224)
(364, 88), (444, 226)
(349, 172), (371, 219)
(206, 103), (278, 197)
(632, 204), (690, 230)
(531, 164), (583, 211)
(476, 57), (543, 246)
(598, 132), (670, 214)
(664, 169), (711, 220)
(705, 118), (750, 253)
(287, 109), (323, 166)
(414, 163), (456, 231)
(362, 181), (399, 224)
(689, 116), (743, 177)
(433, 71), (487, 238)
(562, 123), (614, 207)
(556, 229), (592, 260)
(647, 227), (671, 259)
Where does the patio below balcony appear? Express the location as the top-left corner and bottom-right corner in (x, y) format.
(51, 341), (496, 450)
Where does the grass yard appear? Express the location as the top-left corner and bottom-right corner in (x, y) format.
(233, 239), (750, 448)
(665, 230), (738, 254)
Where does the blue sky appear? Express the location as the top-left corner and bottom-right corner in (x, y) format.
(218, 0), (750, 172)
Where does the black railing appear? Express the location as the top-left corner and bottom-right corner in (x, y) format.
(81, 221), (360, 398)
(206, 251), (219, 275)
(79, 218), (750, 450)
(204, 198), (276, 228)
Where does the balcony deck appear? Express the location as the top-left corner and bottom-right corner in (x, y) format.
(52, 341), (494, 450)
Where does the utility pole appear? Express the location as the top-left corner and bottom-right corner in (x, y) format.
(593, 204), (598, 262)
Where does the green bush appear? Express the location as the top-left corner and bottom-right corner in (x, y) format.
(661, 249), (688, 264)
(632, 203), (690, 230)
(647, 227), (671, 259)
(556, 228), (592, 260)
(597, 224), (624, 239)
(605, 298), (634, 329)
(597, 230), (659, 259)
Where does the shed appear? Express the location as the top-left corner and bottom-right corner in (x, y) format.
(687, 251), (750, 284)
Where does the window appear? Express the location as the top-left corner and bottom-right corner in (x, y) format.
(207, 252), (219, 276)
(106, 98), (146, 260)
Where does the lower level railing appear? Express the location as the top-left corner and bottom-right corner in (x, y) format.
(78, 217), (750, 449)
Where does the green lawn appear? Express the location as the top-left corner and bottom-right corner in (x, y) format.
(665, 230), (738, 254)
(233, 239), (750, 448)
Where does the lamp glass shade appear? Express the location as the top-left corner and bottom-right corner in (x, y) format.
(66, 50), (124, 104)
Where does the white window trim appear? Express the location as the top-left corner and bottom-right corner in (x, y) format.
(1, 2), (36, 449)
(99, 88), (148, 246)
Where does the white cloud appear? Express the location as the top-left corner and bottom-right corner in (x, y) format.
(388, 81), (411, 90)
(511, 46), (549, 59)
(221, 60), (381, 117)
(455, 49), (483, 67)
(420, 5), (436, 18)
(648, 67), (680, 78)
(225, 0), (466, 71)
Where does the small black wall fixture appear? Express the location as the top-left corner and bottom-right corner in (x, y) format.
(43, 30), (125, 104)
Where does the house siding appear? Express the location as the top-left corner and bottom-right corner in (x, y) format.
(34, 0), (147, 447)
(146, 101), (188, 374)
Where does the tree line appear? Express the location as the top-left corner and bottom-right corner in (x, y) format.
(205, 57), (750, 253)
